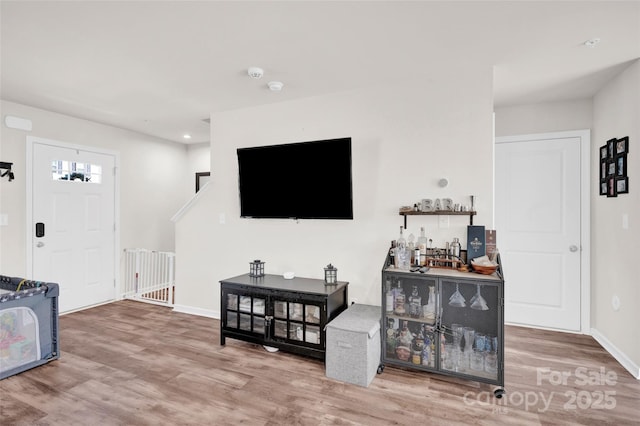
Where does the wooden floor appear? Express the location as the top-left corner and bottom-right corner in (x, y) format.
(1, 300), (638, 425)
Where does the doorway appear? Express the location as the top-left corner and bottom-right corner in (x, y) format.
(495, 130), (590, 333)
(27, 137), (119, 313)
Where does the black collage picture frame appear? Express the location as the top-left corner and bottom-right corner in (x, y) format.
(600, 136), (629, 197)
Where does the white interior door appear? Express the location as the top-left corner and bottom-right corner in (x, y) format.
(495, 133), (585, 332)
(30, 139), (117, 313)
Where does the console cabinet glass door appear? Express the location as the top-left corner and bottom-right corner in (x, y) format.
(439, 278), (502, 383)
(272, 298), (323, 346)
(382, 273), (439, 370)
(224, 290), (267, 337)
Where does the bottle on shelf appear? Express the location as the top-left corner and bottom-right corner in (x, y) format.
(407, 232), (416, 264)
(386, 318), (397, 357)
(389, 240), (396, 266)
(411, 335), (422, 365)
(385, 278), (394, 313)
(422, 328), (435, 368)
(393, 281), (406, 315)
(395, 320), (413, 361)
(409, 285), (422, 318)
(424, 285), (436, 325)
(395, 226), (410, 270)
(418, 227), (428, 266)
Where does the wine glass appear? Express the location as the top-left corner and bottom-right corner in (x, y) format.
(451, 323), (464, 348)
(449, 283), (466, 307)
(463, 326), (475, 353)
(470, 284), (489, 311)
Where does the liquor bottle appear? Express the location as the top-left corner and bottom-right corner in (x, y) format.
(389, 240), (396, 266)
(418, 227), (428, 266)
(422, 330), (433, 367)
(411, 335), (422, 365)
(409, 285), (422, 318)
(398, 320), (413, 347)
(386, 318), (397, 357)
(407, 232), (415, 251)
(424, 285), (436, 325)
(397, 226), (407, 250)
(385, 279), (394, 313)
(394, 281), (406, 315)
(407, 232), (416, 265)
(396, 226), (409, 269)
(395, 321), (412, 361)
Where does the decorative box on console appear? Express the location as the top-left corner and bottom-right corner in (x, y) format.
(325, 304), (381, 387)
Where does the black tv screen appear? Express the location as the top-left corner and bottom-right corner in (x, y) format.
(237, 137), (353, 220)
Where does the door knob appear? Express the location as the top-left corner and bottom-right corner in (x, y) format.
(36, 241), (45, 248)
(569, 245), (579, 252)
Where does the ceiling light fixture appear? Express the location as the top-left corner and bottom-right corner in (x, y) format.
(268, 81), (284, 92)
(248, 67), (264, 79)
(583, 38), (601, 48)
(183, 134), (192, 140)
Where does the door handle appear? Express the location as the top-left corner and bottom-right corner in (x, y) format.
(36, 242), (45, 248)
(569, 245), (579, 252)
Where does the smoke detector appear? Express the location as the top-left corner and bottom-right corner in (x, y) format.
(248, 67), (264, 79)
(583, 38), (601, 48)
(268, 81), (284, 91)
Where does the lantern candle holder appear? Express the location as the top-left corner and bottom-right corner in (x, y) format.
(249, 259), (265, 277)
(324, 264), (338, 285)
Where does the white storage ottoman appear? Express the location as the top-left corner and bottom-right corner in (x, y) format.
(325, 304), (381, 387)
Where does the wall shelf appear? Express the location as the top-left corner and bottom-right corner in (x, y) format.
(399, 211), (476, 228)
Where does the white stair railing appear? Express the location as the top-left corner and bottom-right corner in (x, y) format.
(123, 249), (175, 306)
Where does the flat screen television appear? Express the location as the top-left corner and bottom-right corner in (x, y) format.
(237, 137), (353, 220)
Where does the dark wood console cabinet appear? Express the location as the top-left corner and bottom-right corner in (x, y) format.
(220, 273), (348, 360)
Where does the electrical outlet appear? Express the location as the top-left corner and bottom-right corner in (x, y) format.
(612, 294), (621, 311)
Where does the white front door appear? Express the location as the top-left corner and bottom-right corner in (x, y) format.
(495, 131), (589, 332)
(29, 138), (117, 313)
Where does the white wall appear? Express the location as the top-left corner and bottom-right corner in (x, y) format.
(0, 100), (191, 280)
(175, 68), (495, 316)
(494, 99), (593, 137)
(591, 60), (639, 376)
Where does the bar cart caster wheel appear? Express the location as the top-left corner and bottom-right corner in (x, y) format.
(494, 388), (505, 399)
(377, 365), (384, 374)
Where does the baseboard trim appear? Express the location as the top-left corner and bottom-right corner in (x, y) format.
(505, 321), (583, 334)
(172, 304), (220, 319)
(591, 327), (640, 379)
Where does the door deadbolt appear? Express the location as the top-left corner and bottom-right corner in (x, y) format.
(35, 222), (45, 238)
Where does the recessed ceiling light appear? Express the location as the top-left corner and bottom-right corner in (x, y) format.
(268, 81), (284, 91)
(584, 38), (601, 48)
(183, 134), (192, 139)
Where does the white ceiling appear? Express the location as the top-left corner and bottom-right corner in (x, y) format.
(1, 1), (639, 144)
